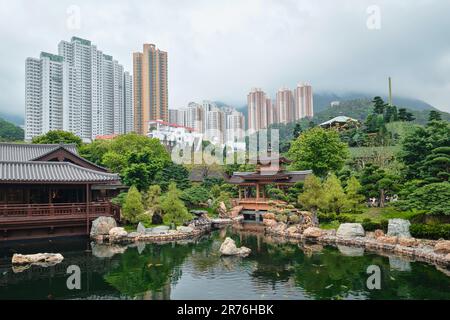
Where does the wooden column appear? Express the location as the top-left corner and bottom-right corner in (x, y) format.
(256, 184), (260, 200)
(238, 187), (242, 200)
(86, 184), (90, 235)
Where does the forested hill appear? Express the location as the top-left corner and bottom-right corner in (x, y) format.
(0, 117), (24, 142)
(313, 99), (450, 125)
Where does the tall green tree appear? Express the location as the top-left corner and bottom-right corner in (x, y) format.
(154, 163), (191, 191)
(372, 96), (387, 115)
(298, 175), (325, 214)
(345, 176), (365, 213)
(31, 130), (82, 147)
(428, 110), (442, 122)
(401, 120), (450, 180)
(288, 127), (349, 177)
(160, 183), (192, 226)
(122, 186), (144, 224)
(323, 174), (347, 214)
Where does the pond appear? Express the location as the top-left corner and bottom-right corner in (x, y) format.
(0, 227), (449, 300)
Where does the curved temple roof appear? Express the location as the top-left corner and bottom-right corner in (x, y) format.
(0, 143), (78, 162)
(0, 161), (120, 183)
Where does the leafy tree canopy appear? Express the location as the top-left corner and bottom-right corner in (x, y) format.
(32, 130), (82, 147)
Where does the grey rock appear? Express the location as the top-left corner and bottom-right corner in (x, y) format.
(137, 222), (146, 234)
(387, 219), (411, 238)
(151, 226), (170, 234)
(219, 237), (251, 257)
(91, 243), (126, 259)
(177, 226), (194, 233)
(128, 232), (140, 238)
(90, 216), (117, 237)
(336, 223), (365, 238)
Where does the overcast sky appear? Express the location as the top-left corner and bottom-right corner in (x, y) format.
(1, 0), (449, 117)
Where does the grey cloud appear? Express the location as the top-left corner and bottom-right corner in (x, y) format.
(0, 0), (449, 119)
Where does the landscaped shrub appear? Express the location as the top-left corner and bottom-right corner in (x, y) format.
(410, 224), (450, 240)
(362, 218), (388, 232)
(288, 215), (300, 224)
(276, 214), (288, 223)
(399, 182), (450, 215)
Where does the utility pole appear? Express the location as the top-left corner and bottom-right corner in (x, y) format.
(388, 77), (393, 106)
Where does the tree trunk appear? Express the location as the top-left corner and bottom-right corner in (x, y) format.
(380, 189), (385, 208)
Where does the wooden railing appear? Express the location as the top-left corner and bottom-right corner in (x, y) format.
(0, 202), (120, 221)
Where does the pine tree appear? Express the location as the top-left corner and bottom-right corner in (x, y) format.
(372, 96), (387, 115)
(428, 110), (442, 122)
(298, 175), (325, 214)
(345, 176), (365, 213)
(122, 186), (144, 223)
(323, 174), (347, 214)
(160, 182), (192, 226)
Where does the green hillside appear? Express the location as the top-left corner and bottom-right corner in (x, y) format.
(0, 117), (24, 142)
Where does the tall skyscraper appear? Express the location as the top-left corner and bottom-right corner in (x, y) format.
(25, 52), (64, 141)
(123, 71), (134, 133)
(25, 37), (132, 141)
(133, 43), (168, 135)
(226, 109), (245, 143)
(276, 88), (294, 124)
(247, 88), (269, 133)
(294, 83), (314, 119)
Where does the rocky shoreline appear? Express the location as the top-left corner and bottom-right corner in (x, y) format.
(266, 224), (450, 268)
(89, 216), (450, 269)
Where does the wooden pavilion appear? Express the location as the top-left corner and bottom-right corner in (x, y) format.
(0, 143), (125, 241)
(228, 154), (312, 211)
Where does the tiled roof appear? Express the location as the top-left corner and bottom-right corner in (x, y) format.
(0, 161), (120, 183)
(0, 143), (78, 162)
(228, 170), (312, 184)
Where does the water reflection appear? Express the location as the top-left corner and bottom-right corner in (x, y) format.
(0, 228), (449, 300)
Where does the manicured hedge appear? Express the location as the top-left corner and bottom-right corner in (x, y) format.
(362, 218), (388, 232)
(410, 224), (450, 240)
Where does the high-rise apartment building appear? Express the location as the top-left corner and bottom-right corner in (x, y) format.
(25, 37), (132, 141)
(246, 83), (314, 133)
(123, 71), (134, 133)
(133, 44), (168, 135)
(247, 88), (269, 133)
(25, 52), (64, 141)
(226, 109), (245, 143)
(276, 88), (294, 124)
(294, 83), (314, 119)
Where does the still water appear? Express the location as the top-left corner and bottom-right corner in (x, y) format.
(0, 227), (449, 300)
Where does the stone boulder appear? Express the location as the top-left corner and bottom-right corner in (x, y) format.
(263, 212), (276, 220)
(286, 226), (301, 236)
(109, 227), (128, 238)
(151, 226), (170, 234)
(434, 240), (450, 254)
(137, 222), (146, 234)
(12, 253), (64, 266)
(302, 227), (324, 239)
(273, 222), (287, 234)
(398, 237), (418, 247)
(218, 202), (229, 218)
(263, 219), (277, 227)
(90, 216), (117, 238)
(387, 219), (411, 238)
(177, 226), (194, 233)
(378, 235), (398, 245)
(229, 206), (243, 218)
(219, 237), (251, 257)
(374, 229), (385, 239)
(336, 223), (365, 238)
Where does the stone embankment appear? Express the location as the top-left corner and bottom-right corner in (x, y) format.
(90, 212), (243, 245)
(266, 219), (450, 267)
